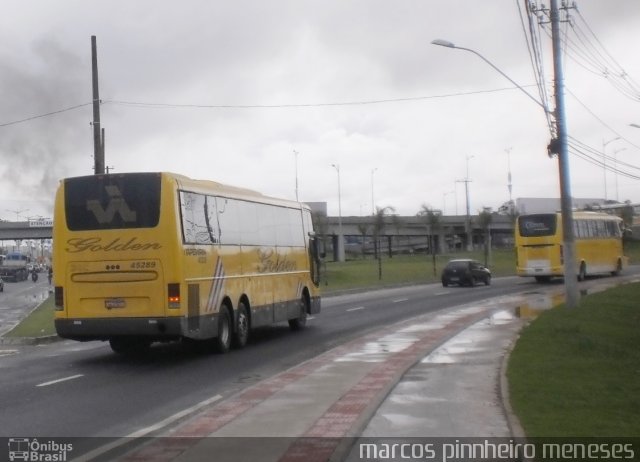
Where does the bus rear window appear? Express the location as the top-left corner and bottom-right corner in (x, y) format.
(65, 173), (161, 230)
(518, 214), (557, 237)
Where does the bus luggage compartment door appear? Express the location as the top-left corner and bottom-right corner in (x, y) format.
(65, 260), (165, 319)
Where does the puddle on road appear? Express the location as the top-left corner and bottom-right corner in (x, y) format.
(488, 309), (517, 325)
(515, 291), (564, 320)
(24, 290), (50, 304)
(335, 332), (419, 363)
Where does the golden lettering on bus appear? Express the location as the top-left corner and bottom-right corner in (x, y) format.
(257, 249), (297, 273)
(65, 237), (162, 253)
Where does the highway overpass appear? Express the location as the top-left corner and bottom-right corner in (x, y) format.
(0, 220), (52, 241)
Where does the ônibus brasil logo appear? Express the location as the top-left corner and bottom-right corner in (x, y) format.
(7, 438), (73, 462)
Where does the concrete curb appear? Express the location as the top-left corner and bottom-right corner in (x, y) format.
(0, 334), (61, 346)
(498, 323), (527, 439)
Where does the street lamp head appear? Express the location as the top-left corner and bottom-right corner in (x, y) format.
(431, 38), (456, 48)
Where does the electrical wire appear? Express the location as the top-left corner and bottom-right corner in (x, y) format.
(0, 102), (92, 128)
(102, 86), (540, 109)
(521, 0), (556, 137)
(0, 85), (542, 128)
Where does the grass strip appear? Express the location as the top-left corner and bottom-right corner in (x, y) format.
(4, 294), (56, 338)
(507, 282), (640, 437)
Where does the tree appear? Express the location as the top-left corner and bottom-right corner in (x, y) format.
(356, 223), (370, 259)
(417, 204), (442, 250)
(417, 205), (441, 276)
(620, 201), (634, 229)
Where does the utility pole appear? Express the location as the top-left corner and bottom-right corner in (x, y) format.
(550, 0), (579, 308)
(92, 36), (104, 175)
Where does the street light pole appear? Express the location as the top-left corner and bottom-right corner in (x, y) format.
(371, 168), (377, 216)
(613, 147), (626, 202)
(331, 164), (345, 262)
(602, 136), (620, 201)
(430, 39), (548, 112)
(293, 150), (299, 201)
(464, 155), (474, 251)
(431, 4), (579, 306)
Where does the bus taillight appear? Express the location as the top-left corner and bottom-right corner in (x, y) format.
(54, 287), (64, 311)
(168, 283), (180, 309)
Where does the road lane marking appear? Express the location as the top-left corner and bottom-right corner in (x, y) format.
(346, 306), (365, 312)
(75, 394), (224, 461)
(36, 374), (84, 387)
(434, 291), (450, 296)
(0, 349), (18, 358)
(127, 394), (223, 437)
(392, 298), (409, 303)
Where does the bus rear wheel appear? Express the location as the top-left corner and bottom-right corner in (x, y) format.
(233, 302), (250, 349)
(577, 262), (587, 282)
(215, 306), (232, 354)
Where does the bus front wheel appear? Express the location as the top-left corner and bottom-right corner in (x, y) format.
(612, 259), (623, 276)
(289, 296), (308, 331)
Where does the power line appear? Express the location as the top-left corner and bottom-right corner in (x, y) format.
(0, 102), (92, 128)
(565, 87), (640, 152)
(102, 86), (540, 110)
(0, 85), (542, 128)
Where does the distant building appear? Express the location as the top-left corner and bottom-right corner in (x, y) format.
(515, 197), (608, 215)
(305, 202), (327, 216)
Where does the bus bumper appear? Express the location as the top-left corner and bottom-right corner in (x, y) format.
(55, 317), (185, 341)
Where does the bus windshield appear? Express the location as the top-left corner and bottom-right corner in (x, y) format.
(518, 214), (557, 237)
(64, 173), (161, 231)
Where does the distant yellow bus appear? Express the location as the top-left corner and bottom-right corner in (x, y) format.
(53, 172), (321, 354)
(515, 211), (626, 283)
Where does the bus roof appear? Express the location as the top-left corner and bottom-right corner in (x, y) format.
(62, 172), (309, 211)
(519, 211), (622, 221)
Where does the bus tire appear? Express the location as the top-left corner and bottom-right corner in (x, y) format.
(289, 295), (308, 331)
(232, 301), (250, 349)
(612, 258), (623, 276)
(215, 306), (232, 354)
(577, 262), (586, 282)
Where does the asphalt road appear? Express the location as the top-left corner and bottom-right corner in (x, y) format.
(0, 270), (638, 442)
(0, 273), (51, 336)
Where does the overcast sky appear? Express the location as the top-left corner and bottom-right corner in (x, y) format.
(1, 0), (639, 221)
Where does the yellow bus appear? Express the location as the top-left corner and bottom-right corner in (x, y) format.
(53, 172), (321, 354)
(515, 211), (626, 283)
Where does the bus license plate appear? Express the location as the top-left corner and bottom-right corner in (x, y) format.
(105, 298), (126, 309)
